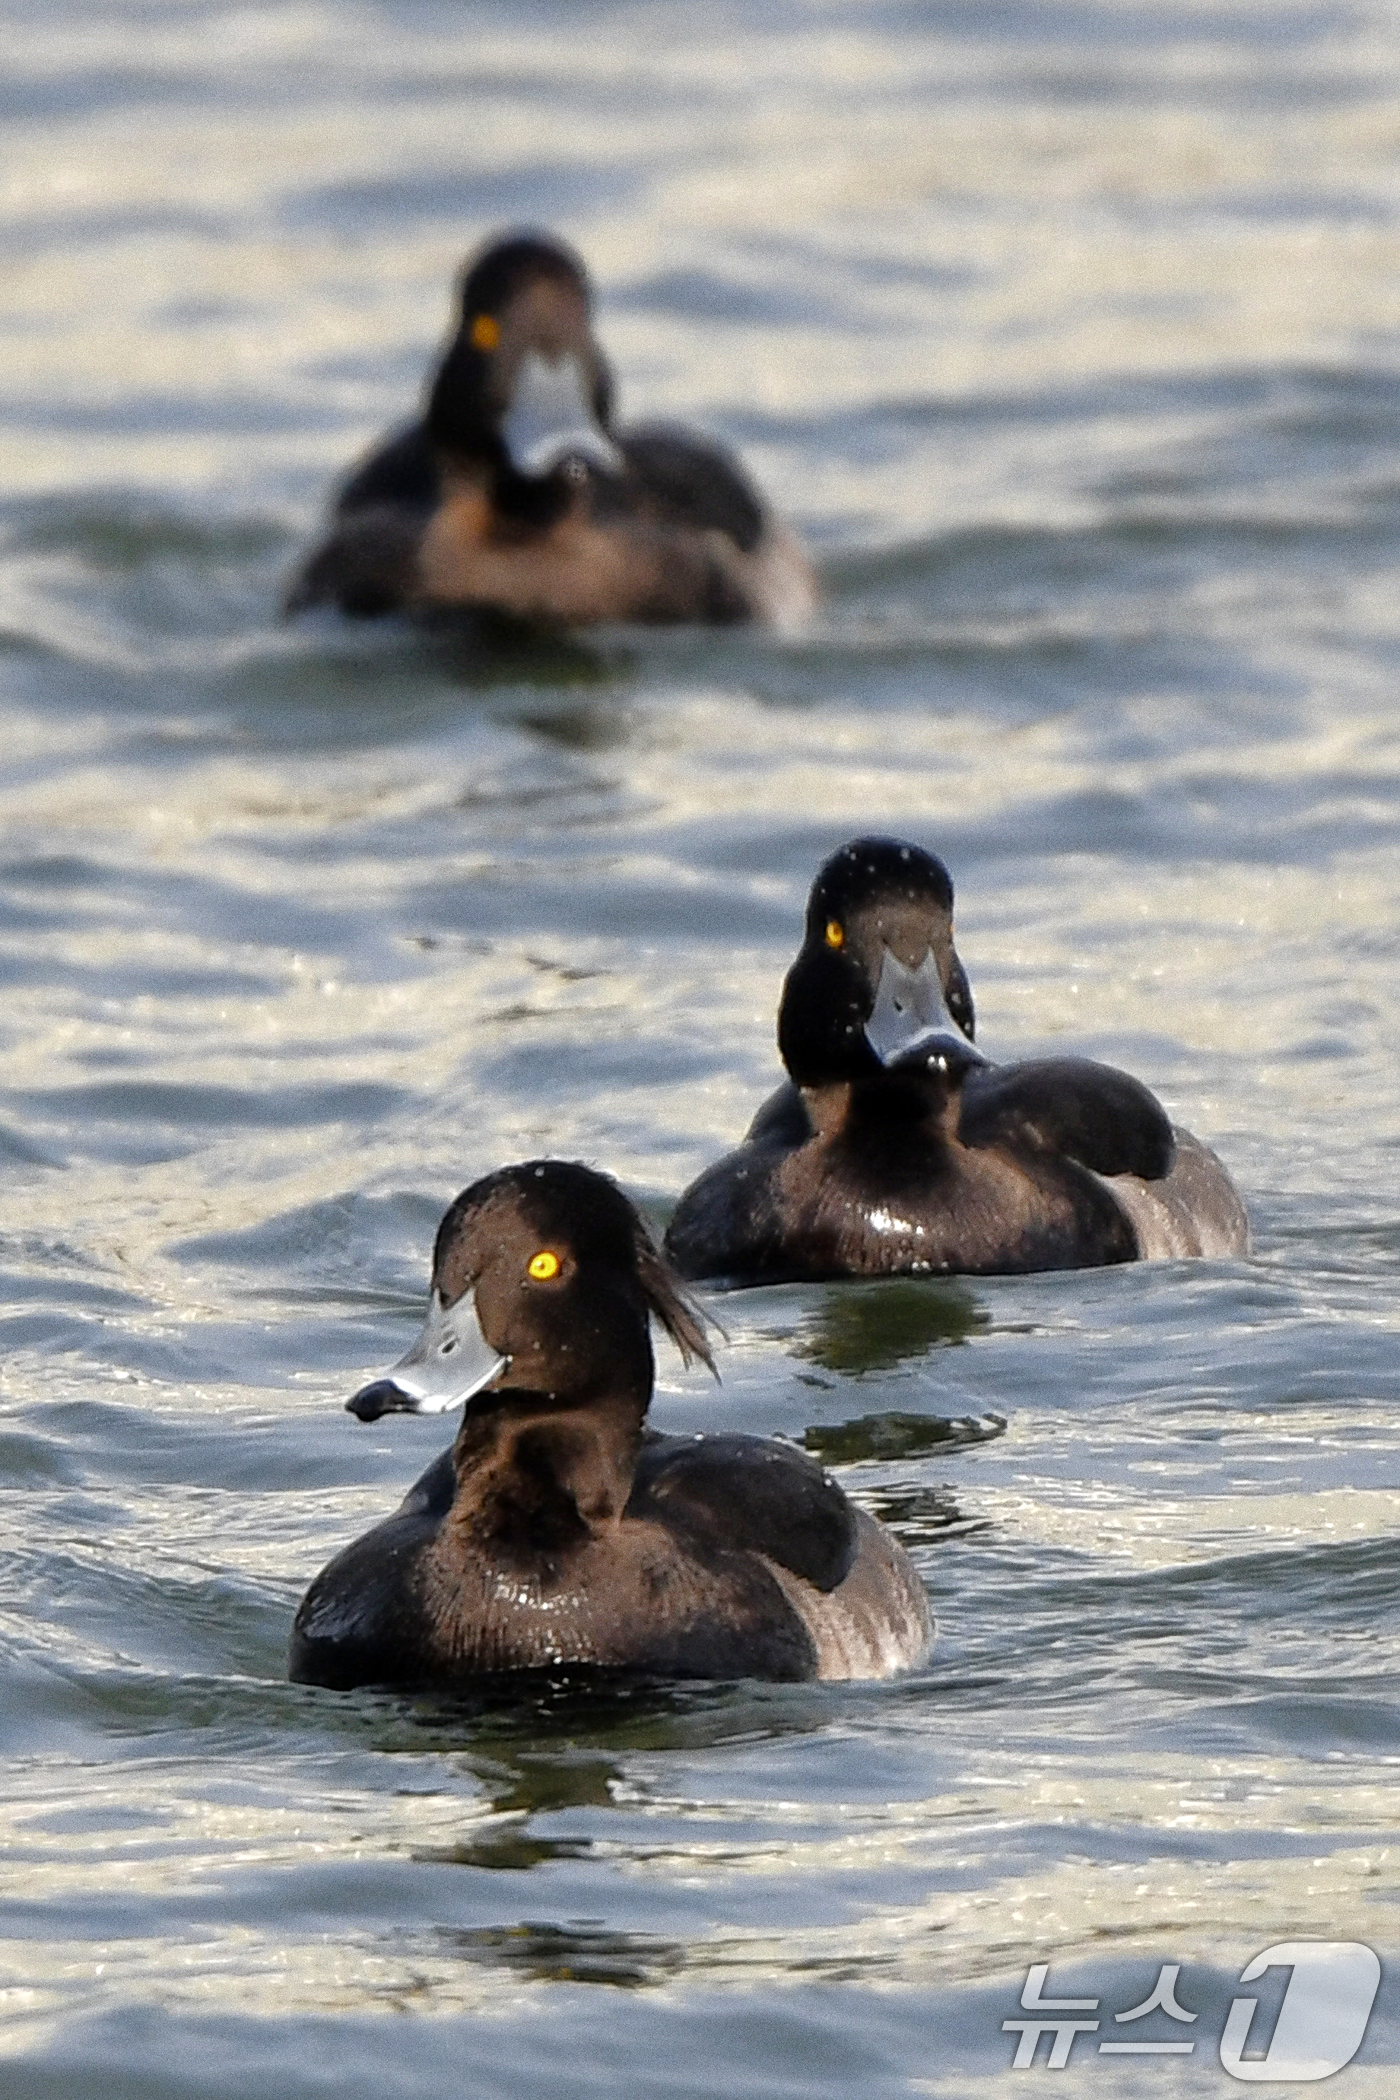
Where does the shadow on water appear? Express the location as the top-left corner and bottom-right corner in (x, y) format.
(435, 1919), (687, 1988)
(855, 1482), (982, 1547)
(514, 699), (639, 752)
(793, 1277), (988, 1374)
(396, 1668), (838, 1764)
(379, 1676), (856, 1911)
(420, 606), (627, 693)
(425, 1824), (596, 1872)
(804, 1411), (1006, 1464)
(6, 1648), (855, 1773)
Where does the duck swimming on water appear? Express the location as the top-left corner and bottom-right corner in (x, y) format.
(285, 231), (816, 630)
(664, 838), (1249, 1284)
(289, 1162), (930, 1690)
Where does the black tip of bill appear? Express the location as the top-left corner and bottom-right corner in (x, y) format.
(888, 1033), (987, 1080)
(346, 1378), (416, 1423)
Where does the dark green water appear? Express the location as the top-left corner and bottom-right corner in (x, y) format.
(2, 1), (1399, 2092)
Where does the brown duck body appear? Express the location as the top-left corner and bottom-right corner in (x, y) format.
(290, 1430), (929, 1689)
(409, 442), (813, 628)
(665, 1071), (1247, 1284)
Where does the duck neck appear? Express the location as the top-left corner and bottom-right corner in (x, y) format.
(491, 459), (579, 530)
(804, 1070), (964, 1149)
(449, 1384), (647, 1558)
(436, 443), (578, 534)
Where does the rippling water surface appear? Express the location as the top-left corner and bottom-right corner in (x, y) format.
(4, 2), (1400, 2093)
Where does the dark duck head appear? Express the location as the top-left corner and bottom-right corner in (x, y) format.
(346, 1160), (713, 1544)
(777, 837), (984, 1101)
(425, 232), (623, 525)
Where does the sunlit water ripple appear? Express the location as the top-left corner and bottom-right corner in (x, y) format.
(2, 1), (1400, 2093)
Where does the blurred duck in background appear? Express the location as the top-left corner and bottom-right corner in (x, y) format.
(665, 837), (1249, 1284)
(286, 231), (817, 630)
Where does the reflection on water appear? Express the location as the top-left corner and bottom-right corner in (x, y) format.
(849, 1482), (971, 1548)
(793, 1278), (989, 1373)
(482, 1752), (624, 1821)
(423, 1823), (595, 1872)
(516, 699), (640, 753)
(424, 610), (623, 693)
(804, 1411), (1006, 1464)
(440, 1920), (687, 1988)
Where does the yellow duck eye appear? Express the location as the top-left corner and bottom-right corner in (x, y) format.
(471, 313), (500, 351)
(528, 1249), (561, 1281)
(824, 920), (845, 949)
